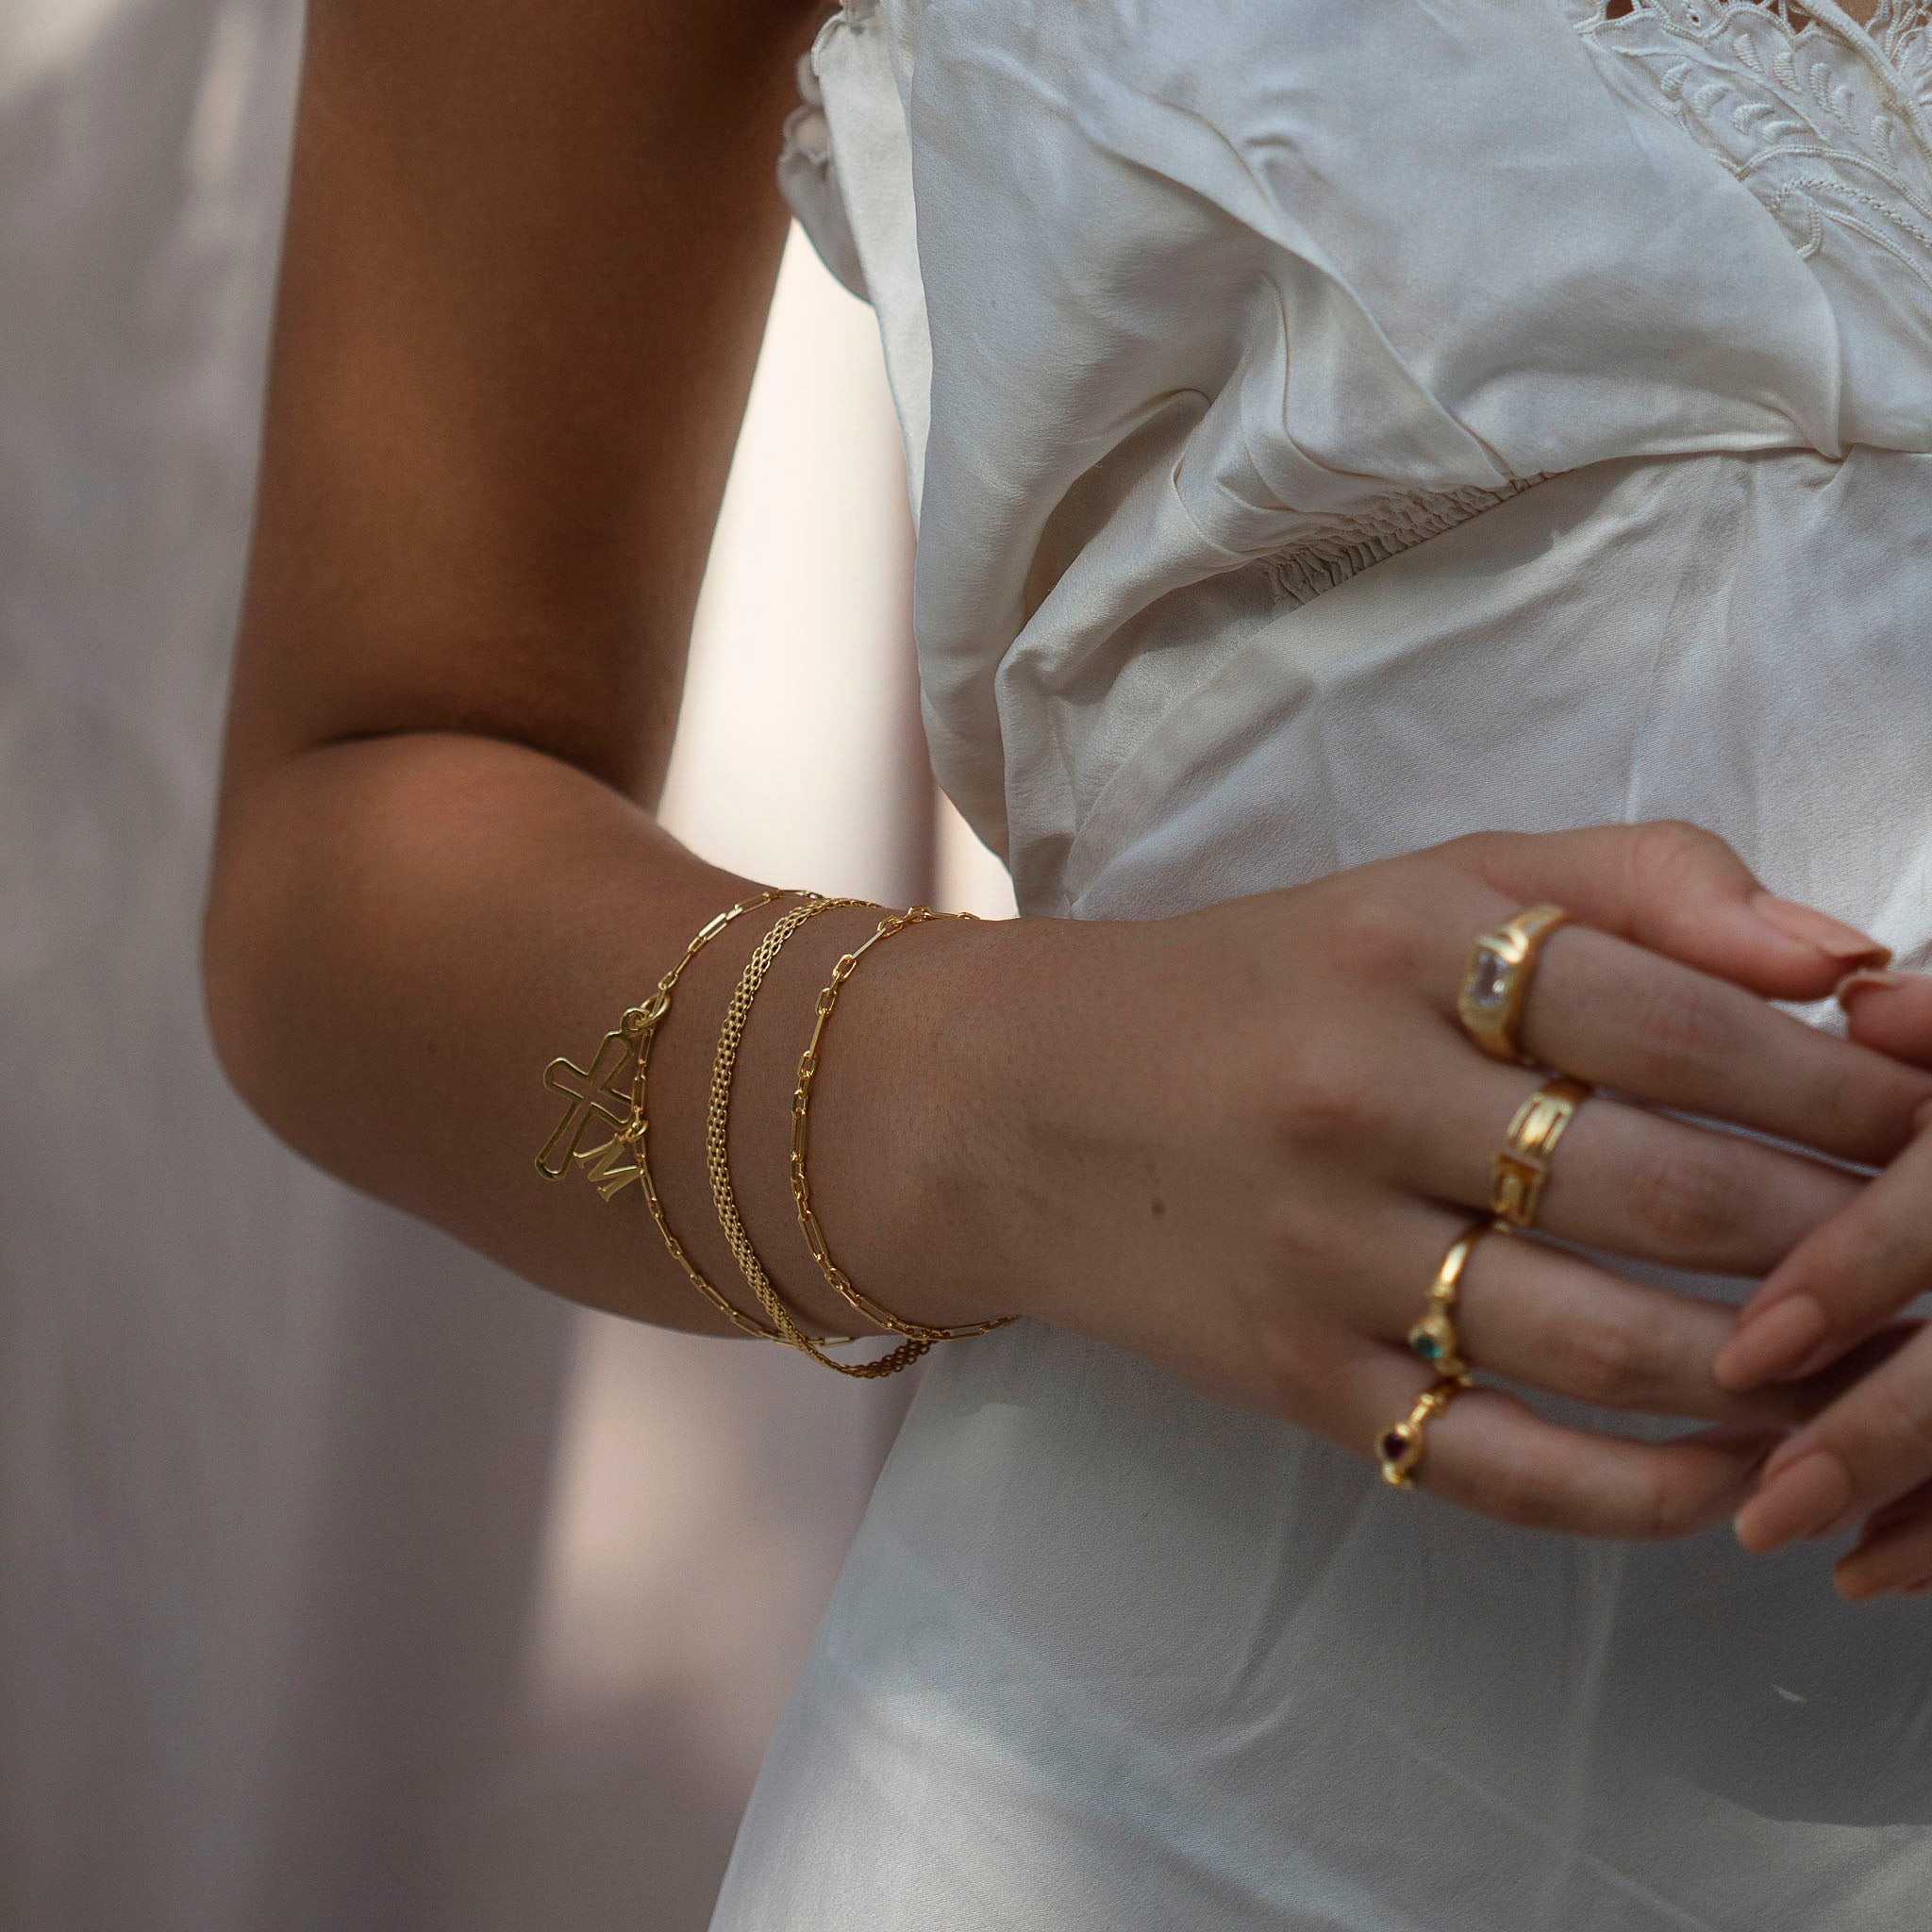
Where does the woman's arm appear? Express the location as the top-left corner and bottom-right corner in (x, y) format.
(206, 0), (915, 1332)
(208, 0), (1932, 1547)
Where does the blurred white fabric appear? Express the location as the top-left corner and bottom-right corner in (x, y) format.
(0, 5), (1003, 1928)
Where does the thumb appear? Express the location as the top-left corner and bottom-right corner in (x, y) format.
(1441, 820), (1889, 1001)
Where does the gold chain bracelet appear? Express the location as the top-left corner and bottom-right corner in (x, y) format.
(791, 907), (1014, 1346)
(705, 898), (933, 1378)
(539, 889), (837, 1341)
(622, 890), (797, 1340)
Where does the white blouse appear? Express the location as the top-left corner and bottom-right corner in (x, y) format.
(721, 5), (1932, 1925)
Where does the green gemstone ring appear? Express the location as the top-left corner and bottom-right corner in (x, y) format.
(1405, 1220), (1502, 1379)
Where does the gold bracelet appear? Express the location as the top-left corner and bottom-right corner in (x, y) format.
(791, 907), (1014, 1345)
(707, 898), (933, 1377)
(623, 891), (796, 1340)
(539, 890), (826, 1341)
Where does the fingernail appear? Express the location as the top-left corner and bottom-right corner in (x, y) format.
(1836, 1565), (1881, 1602)
(1836, 968), (1908, 1010)
(1735, 1450), (1854, 1553)
(1752, 893), (1891, 967)
(1714, 1295), (1827, 1391)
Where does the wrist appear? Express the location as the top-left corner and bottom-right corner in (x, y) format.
(797, 908), (1065, 1332)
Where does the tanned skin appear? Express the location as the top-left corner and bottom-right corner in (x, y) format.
(207, 0), (941, 1337)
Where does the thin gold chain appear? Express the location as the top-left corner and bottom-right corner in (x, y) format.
(706, 898), (932, 1377)
(790, 908), (1014, 1343)
(619, 889), (796, 1341)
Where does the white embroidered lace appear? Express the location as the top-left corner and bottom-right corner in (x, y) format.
(1261, 0), (1932, 608)
(1573, 0), (1932, 286)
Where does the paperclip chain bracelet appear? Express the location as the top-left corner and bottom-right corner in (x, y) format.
(791, 907), (1015, 1345)
(705, 898), (933, 1378)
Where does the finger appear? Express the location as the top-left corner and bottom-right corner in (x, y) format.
(1350, 1207), (1822, 1424)
(1735, 1323), (1932, 1554)
(1408, 1049), (1860, 1277)
(1351, 1353), (1781, 1539)
(1835, 1480), (1932, 1600)
(1396, 854), (1931, 1168)
(1440, 820), (1889, 1003)
(1840, 969), (1932, 1069)
(1516, 924), (1931, 1169)
(1714, 1122), (1932, 1391)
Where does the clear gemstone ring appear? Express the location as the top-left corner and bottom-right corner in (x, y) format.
(1456, 904), (1571, 1066)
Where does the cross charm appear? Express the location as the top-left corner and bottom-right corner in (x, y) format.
(536, 1029), (638, 1180)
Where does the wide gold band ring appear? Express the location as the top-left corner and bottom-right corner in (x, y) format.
(1376, 1375), (1473, 1489)
(1457, 904), (1571, 1065)
(1407, 1219), (1507, 1377)
(1491, 1077), (1591, 1228)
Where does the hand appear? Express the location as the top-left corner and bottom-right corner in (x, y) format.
(1714, 969), (1932, 1596)
(890, 823), (1931, 1540)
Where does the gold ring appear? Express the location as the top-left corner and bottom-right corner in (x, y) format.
(1491, 1077), (1591, 1228)
(1407, 1219), (1505, 1376)
(1458, 904), (1571, 1065)
(1376, 1376), (1472, 1489)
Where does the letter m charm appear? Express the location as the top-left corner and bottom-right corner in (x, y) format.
(575, 1131), (642, 1202)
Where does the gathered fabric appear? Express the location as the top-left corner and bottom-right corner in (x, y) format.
(724, 4), (1932, 1925)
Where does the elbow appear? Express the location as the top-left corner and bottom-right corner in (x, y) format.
(200, 824), (286, 1136)
(201, 761), (331, 1156)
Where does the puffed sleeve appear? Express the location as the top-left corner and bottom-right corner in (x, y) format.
(776, 44), (870, 300)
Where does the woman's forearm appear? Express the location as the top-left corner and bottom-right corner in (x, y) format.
(207, 0), (978, 1342)
(203, 726), (995, 1336)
